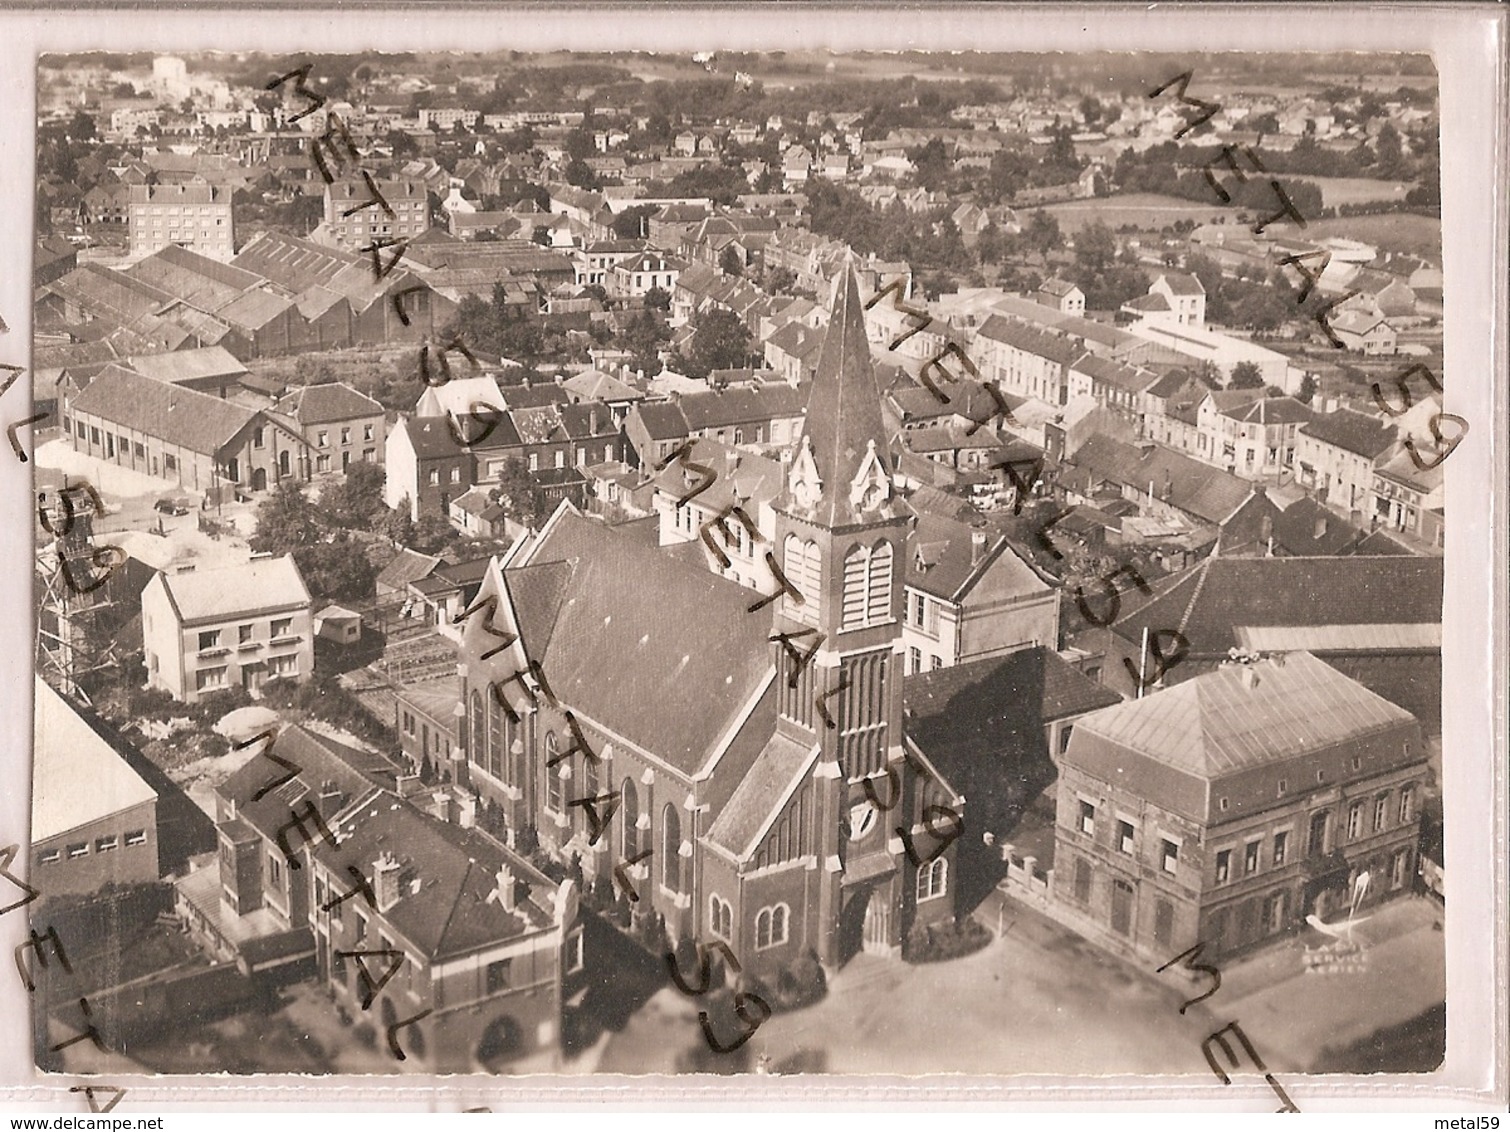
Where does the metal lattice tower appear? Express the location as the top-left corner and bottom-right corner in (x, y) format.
(35, 480), (119, 702)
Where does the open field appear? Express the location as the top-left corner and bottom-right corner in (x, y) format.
(1301, 211), (1440, 260)
(1039, 192), (1236, 232)
(1304, 176), (1416, 209)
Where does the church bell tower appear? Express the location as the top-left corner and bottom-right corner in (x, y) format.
(770, 262), (912, 964)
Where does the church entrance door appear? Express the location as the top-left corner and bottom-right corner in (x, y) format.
(861, 886), (892, 956)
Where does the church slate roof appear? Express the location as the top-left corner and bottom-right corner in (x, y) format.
(781, 263), (900, 528)
(487, 508), (773, 776)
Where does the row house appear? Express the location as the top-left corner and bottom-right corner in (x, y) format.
(176, 722), (582, 1070)
(651, 440), (786, 592)
(573, 239), (645, 287)
(974, 314), (1085, 407)
(1066, 354), (1162, 422)
(610, 251), (681, 299)
(1055, 652), (1428, 962)
(1194, 393), (1312, 480)
(1371, 447), (1444, 547)
(141, 555), (314, 703)
(384, 400), (622, 522)
(1295, 407), (1399, 515)
(902, 512), (1060, 675)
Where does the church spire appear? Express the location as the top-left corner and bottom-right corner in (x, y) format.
(784, 261), (899, 529)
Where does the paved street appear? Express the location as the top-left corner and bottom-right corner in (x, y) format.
(595, 893), (1445, 1078)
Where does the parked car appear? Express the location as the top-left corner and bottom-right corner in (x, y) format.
(154, 496), (191, 516)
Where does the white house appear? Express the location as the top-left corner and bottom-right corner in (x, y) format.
(142, 556), (314, 703)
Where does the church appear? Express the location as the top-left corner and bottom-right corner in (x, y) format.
(453, 265), (975, 976)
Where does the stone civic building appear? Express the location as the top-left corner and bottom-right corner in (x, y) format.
(1052, 651), (1429, 963)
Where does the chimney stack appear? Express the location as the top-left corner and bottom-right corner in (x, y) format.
(1314, 516), (1328, 540)
(970, 531), (988, 566)
(373, 852), (402, 913)
(496, 863), (517, 912)
(1239, 666), (1259, 691)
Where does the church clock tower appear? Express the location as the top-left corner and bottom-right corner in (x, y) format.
(771, 262), (914, 965)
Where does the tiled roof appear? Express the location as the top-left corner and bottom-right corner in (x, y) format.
(562, 369), (644, 403)
(68, 366), (260, 455)
(414, 376), (508, 418)
(218, 724), (398, 843)
(124, 344), (248, 385)
(1109, 554), (1444, 654)
(651, 438), (784, 513)
(275, 381), (384, 425)
(902, 647), (1096, 799)
(906, 510), (1047, 603)
(1066, 651), (1415, 782)
(376, 548), (442, 590)
(326, 178), (426, 204)
(1068, 434), (1252, 525)
(704, 732), (816, 858)
(976, 314), (1083, 366)
(1299, 407), (1397, 459)
(125, 245), (263, 312)
(1220, 396), (1312, 425)
(157, 555), (311, 623)
(1269, 497), (1367, 556)
(315, 798), (558, 960)
(632, 400), (691, 442)
(1157, 271), (1205, 296)
(1073, 353), (1162, 395)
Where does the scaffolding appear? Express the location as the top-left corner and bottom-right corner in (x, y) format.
(35, 479), (120, 703)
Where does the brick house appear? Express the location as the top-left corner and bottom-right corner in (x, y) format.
(273, 381), (388, 475)
(1053, 652), (1429, 962)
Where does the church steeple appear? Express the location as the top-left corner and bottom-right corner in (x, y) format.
(783, 262), (903, 530)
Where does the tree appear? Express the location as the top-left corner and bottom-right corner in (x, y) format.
(622, 309), (670, 376)
(319, 461), (386, 528)
(251, 480), (322, 556)
(1296, 373), (1318, 405)
(564, 159), (600, 190)
(718, 244), (744, 277)
(490, 458), (549, 529)
(1024, 209), (1062, 255)
(678, 308), (752, 381)
(68, 110), (98, 141)
(643, 285), (671, 312)
(611, 204), (656, 240)
(1229, 361), (1265, 389)
(1072, 220), (1118, 274)
(294, 534), (378, 605)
